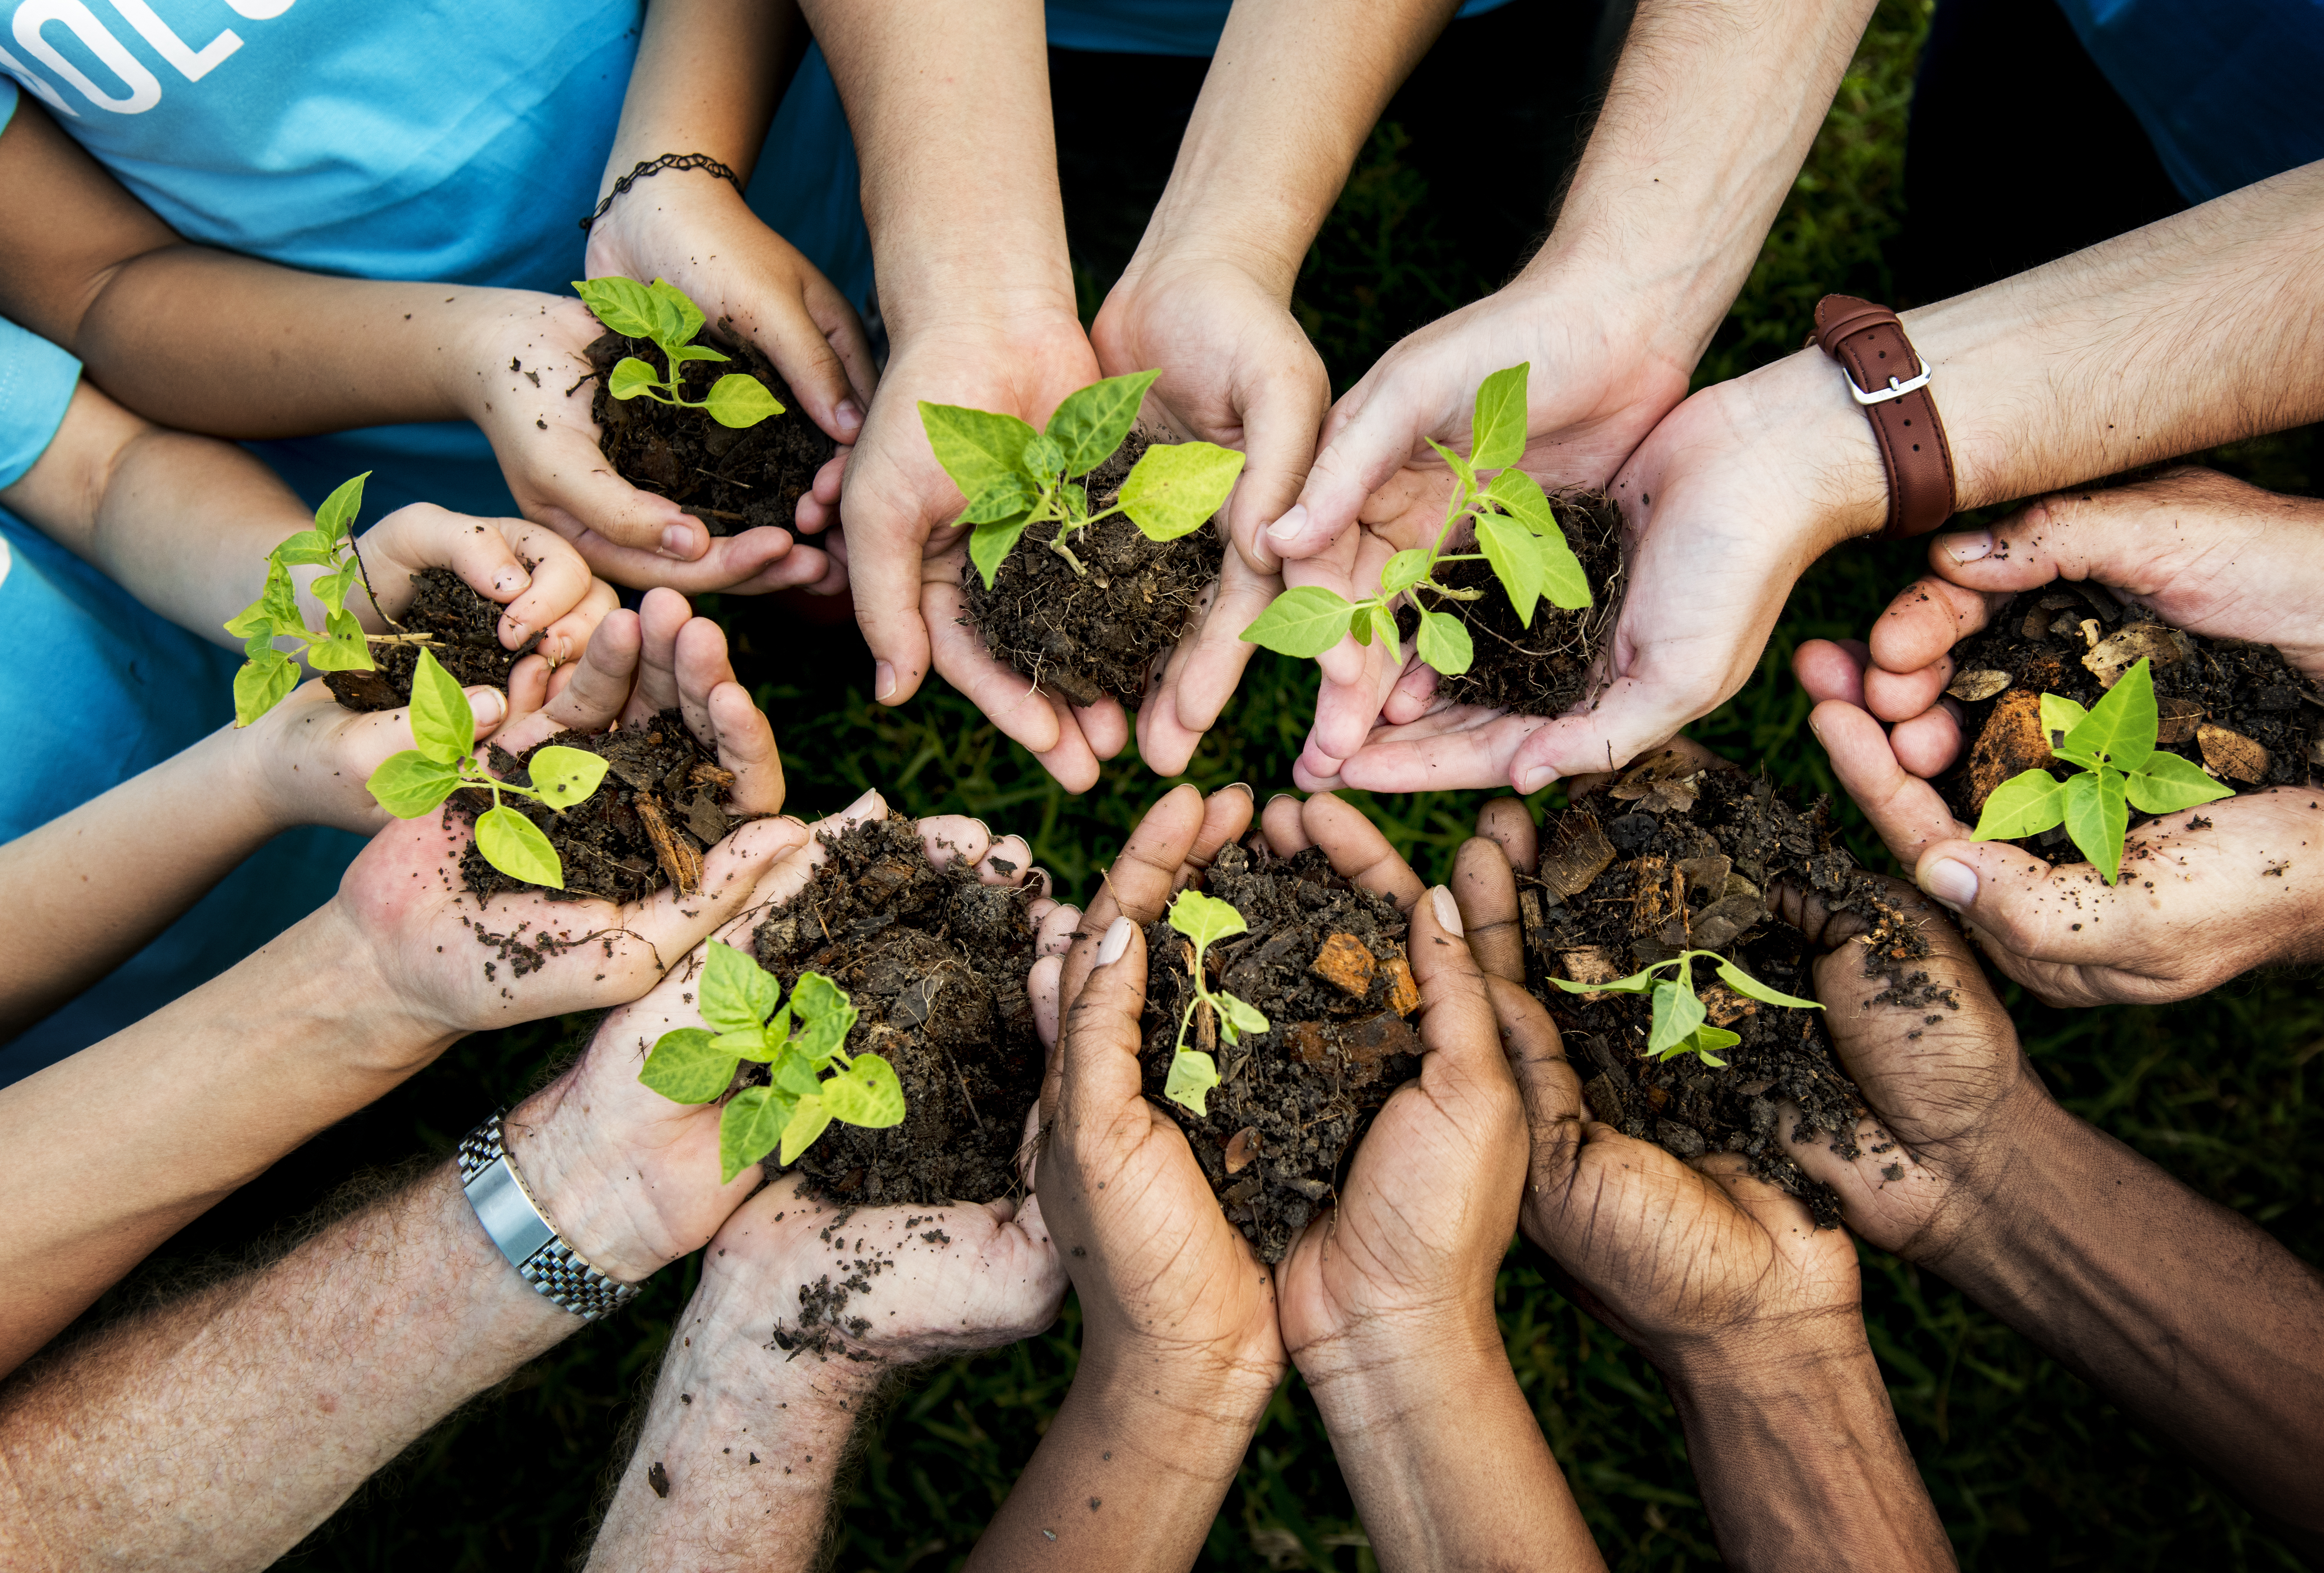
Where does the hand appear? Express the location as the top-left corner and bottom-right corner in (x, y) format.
(840, 313), (1134, 790)
(351, 502), (617, 668)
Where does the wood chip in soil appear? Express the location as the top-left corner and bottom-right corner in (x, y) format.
(326, 566), (533, 711)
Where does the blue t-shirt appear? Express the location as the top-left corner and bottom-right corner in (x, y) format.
(0, 311), (360, 1084)
(1045, 0), (1510, 54)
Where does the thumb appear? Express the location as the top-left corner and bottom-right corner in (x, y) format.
(1913, 837), (2105, 963)
(525, 432), (702, 559)
(1225, 367), (1328, 576)
(840, 472), (936, 708)
(1057, 916), (1152, 1121)
(1925, 471), (2257, 601)
(1267, 382), (1430, 563)
(1407, 885), (1506, 1093)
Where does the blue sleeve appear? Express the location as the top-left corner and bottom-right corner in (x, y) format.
(0, 78), (17, 137)
(0, 317), (81, 491)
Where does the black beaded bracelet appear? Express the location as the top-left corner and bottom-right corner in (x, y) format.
(580, 152), (747, 233)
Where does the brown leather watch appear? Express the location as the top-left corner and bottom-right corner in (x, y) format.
(1812, 295), (1957, 540)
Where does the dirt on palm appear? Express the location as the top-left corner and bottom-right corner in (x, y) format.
(327, 567), (532, 711)
(1425, 488), (1626, 718)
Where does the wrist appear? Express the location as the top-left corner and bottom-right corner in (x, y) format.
(1292, 1304), (1505, 1410)
(1076, 1325), (1282, 1463)
(1708, 345), (1893, 552)
(1654, 1304), (1876, 1402)
(1510, 236), (1724, 385)
(500, 1085), (684, 1287)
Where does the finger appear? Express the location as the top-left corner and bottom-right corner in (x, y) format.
(1023, 691), (1104, 794)
(529, 575), (620, 671)
(1806, 699), (1966, 869)
(741, 790), (886, 913)
(920, 816), (993, 871)
(1259, 791), (1310, 855)
(486, 522), (596, 652)
(1301, 792), (1424, 912)
(847, 469), (938, 710)
(525, 435), (703, 560)
(422, 509), (534, 617)
(1381, 657), (1438, 726)
(925, 580), (1066, 761)
(1781, 1105), (1947, 1251)
(1275, 377), (1443, 560)
(620, 814), (814, 965)
(1223, 363), (1327, 577)
(981, 835), (1034, 885)
(1141, 569), (1267, 777)
(1069, 696), (1131, 765)
(1180, 784), (1255, 887)
(1862, 647), (1954, 727)
(1890, 702), (1965, 780)
(1335, 710), (1544, 795)
(1483, 975), (1586, 1196)
(490, 608), (642, 755)
(1406, 884), (1511, 1101)
(1505, 676), (1706, 796)
(672, 616), (739, 742)
(1056, 916), (1151, 1121)
(1037, 902), (1082, 958)
(1030, 952), (1064, 1055)
(623, 587), (693, 725)
(1792, 638), (1871, 708)
(560, 523), (805, 596)
(1452, 836), (1525, 983)
(752, 274), (866, 445)
(1865, 575), (2007, 685)
(707, 681), (784, 816)
(1475, 798), (1538, 873)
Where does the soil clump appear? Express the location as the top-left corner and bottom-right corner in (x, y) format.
(1516, 754), (1945, 1227)
(326, 567), (531, 711)
(752, 814), (1047, 1207)
(1425, 489), (1626, 718)
(586, 325), (835, 536)
(1137, 841), (1422, 1264)
(960, 429), (1223, 710)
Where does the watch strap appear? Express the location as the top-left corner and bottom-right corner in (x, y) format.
(457, 1111), (640, 1323)
(1813, 294), (1957, 540)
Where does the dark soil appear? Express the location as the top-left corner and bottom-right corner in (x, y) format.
(456, 708), (736, 903)
(586, 324), (835, 536)
(959, 428), (1224, 710)
(1936, 592), (2321, 858)
(1425, 489), (1626, 717)
(1137, 841), (1422, 1264)
(752, 814), (1047, 1207)
(1515, 754), (1947, 1226)
(326, 567), (531, 711)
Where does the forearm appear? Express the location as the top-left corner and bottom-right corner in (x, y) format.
(597, 0), (800, 191)
(0, 1163), (576, 1568)
(1925, 1092), (2324, 1529)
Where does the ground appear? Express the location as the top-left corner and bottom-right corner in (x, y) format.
(93, 2), (2322, 1565)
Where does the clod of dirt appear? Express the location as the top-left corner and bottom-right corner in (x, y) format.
(1517, 756), (1943, 1228)
(456, 709), (736, 902)
(753, 814), (1046, 1207)
(1137, 842), (1421, 1264)
(1939, 593), (2319, 855)
(1424, 489), (1626, 718)
(587, 325), (835, 536)
(326, 567), (532, 711)
(959, 429), (1224, 710)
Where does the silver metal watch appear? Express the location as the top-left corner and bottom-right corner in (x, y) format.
(457, 1111), (641, 1322)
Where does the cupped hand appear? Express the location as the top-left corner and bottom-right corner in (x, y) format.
(354, 502), (617, 670)
(1795, 638), (2324, 1006)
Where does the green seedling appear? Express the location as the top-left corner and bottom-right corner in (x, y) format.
(225, 472), (438, 726)
(1160, 890), (1271, 1118)
(1550, 950), (1822, 1069)
(363, 648), (609, 890)
(919, 370), (1247, 588)
(1240, 362), (1589, 676)
(573, 276), (783, 429)
(636, 941), (903, 1181)
(1971, 656), (2232, 882)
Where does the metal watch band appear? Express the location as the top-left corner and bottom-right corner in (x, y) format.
(457, 1111), (640, 1323)
(1813, 294), (1958, 540)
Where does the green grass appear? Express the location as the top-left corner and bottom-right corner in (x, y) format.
(148, 2), (2324, 1565)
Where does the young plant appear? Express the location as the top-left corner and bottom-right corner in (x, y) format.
(1160, 890), (1271, 1117)
(1971, 655), (2232, 882)
(573, 276), (783, 429)
(1550, 950), (1822, 1069)
(636, 941), (904, 1182)
(225, 472), (436, 726)
(1240, 362), (1589, 677)
(363, 648), (610, 890)
(918, 371), (1247, 587)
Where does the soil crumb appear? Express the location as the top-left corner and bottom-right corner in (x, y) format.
(959, 428), (1223, 710)
(754, 814), (1046, 1206)
(1427, 489), (1626, 718)
(1139, 842), (1421, 1264)
(326, 567), (533, 711)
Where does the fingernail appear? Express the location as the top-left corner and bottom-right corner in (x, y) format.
(1941, 531), (1994, 565)
(467, 687), (506, 727)
(502, 616), (529, 643)
(659, 525), (697, 559)
(1430, 885), (1463, 936)
(1265, 504), (1308, 545)
(835, 398), (864, 436)
(1516, 765), (1555, 795)
(842, 788), (880, 819)
(874, 660), (898, 702)
(493, 567), (529, 596)
(1920, 856), (1978, 911)
(1807, 716), (1825, 745)
(1224, 782), (1253, 799)
(1097, 916), (1134, 966)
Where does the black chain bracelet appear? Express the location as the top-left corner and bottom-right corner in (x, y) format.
(580, 153), (747, 233)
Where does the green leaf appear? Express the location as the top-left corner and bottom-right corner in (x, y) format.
(572, 277), (662, 339)
(1168, 889), (1249, 948)
(787, 998), (858, 1066)
(646, 277), (706, 347)
(718, 1085), (796, 1183)
(918, 402), (1038, 496)
(1219, 993), (1270, 1039)
(1415, 609), (1474, 675)
(2040, 692), (2090, 753)
(1425, 436), (1478, 496)
(1475, 513), (1543, 628)
(271, 528), (335, 568)
(1118, 441), (1246, 542)
(1709, 955), (1823, 1011)
(312, 471), (369, 544)
(1547, 962), (1663, 996)
(1971, 769), (2071, 841)
(405, 649), (476, 765)
(700, 939), (781, 1034)
(305, 606), (374, 672)
(969, 514), (1032, 590)
(704, 373), (781, 429)
(2062, 767), (2131, 882)
(232, 649), (299, 727)
(1368, 603), (1401, 654)
(1163, 1048), (1221, 1117)
(1484, 467), (1557, 534)
(771, 1046), (823, 1098)
(2125, 750), (2234, 815)
(1378, 549), (1433, 596)
(1469, 362), (1530, 470)
(308, 568), (357, 617)
(2060, 657), (2158, 772)
(711, 1025), (779, 1060)
(476, 804), (564, 889)
(1647, 978), (1708, 1059)
(638, 1027), (741, 1105)
(364, 750), (463, 818)
(608, 356), (663, 401)
(1044, 369), (1159, 475)
(1680, 1024), (1742, 1068)
(526, 744), (609, 810)
(958, 474), (1040, 526)
(778, 1094), (835, 1166)
(1538, 531), (1592, 611)
(1061, 480), (1089, 522)
(1241, 585), (1357, 658)
(664, 343), (730, 367)
(1021, 432), (1067, 481)
(821, 1053), (907, 1128)
(227, 559), (303, 643)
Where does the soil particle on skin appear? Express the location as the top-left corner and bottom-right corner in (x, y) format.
(1137, 842), (1422, 1264)
(1517, 754), (1945, 1227)
(1939, 594), (2320, 857)
(455, 708), (738, 903)
(326, 567), (534, 711)
(959, 428), (1223, 711)
(586, 325), (834, 536)
(753, 815), (1046, 1207)
(1424, 489), (1626, 718)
